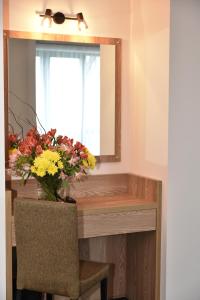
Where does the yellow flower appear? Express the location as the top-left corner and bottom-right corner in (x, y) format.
(82, 149), (96, 170)
(36, 168), (46, 177)
(82, 159), (88, 168)
(87, 152), (96, 169)
(31, 164), (46, 177)
(57, 161), (64, 169)
(31, 166), (36, 173)
(41, 150), (60, 162)
(34, 157), (50, 169)
(47, 164), (58, 175)
(9, 148), (18, 155)
(31, 151), (62, 177)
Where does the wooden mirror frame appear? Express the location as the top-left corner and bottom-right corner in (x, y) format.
(4, 30), (121, 164)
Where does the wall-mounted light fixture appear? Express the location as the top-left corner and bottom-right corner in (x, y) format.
(39, 9), (88, 30)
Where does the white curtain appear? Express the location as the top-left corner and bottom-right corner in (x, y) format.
(36, 43), (100, 155)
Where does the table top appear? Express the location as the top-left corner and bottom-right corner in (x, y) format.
(77, 194), (157, 215)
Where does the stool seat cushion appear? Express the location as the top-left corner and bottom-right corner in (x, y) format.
(80, 260), (110, 293)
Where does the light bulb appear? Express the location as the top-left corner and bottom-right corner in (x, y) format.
(77, 12), (88, 31)
(41, 16), (52, 28)
(78, 20), (88, 31)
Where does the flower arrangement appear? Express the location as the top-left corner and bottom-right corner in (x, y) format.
(8, 128), (96, 201)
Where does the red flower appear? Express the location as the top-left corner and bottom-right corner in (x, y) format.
(80, 152), (88, 159)
(35, 145), (43, 155)
(48, 145), (56, 151)
(41, 134), (52, 146)
(57, 135), (73, 146)
(74, 141), (86, 152)
(19, 142), (32, 155)
(25, 136), (38, 148)
(56, 135), (63, 144)
(26, 128), (40, 139)
(8, 134), (18, 144)
(47, 129), (56, 137)
(18, 135), (38, 155)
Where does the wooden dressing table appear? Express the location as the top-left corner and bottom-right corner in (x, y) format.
(6, 173), (161, 300)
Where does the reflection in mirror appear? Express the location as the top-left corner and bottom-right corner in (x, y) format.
(36, 42), (101, 155)
(6, 31), (121, 161)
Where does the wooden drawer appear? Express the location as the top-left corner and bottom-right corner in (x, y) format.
(12, 208), (156, 243)
(78, 209), (156, 238)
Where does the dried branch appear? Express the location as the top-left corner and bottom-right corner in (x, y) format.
(9, 91), (46, 134)
(22, 117), (37, 130)
(9, 107), (24, 138)
(8, 123), (14, 134)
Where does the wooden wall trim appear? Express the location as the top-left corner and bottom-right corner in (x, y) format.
(6, 190), (12, 300)
(4, 30), (121, 45)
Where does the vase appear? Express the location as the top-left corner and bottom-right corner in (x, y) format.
(57, 185), (70, 200)
(37, 182), (76, 203)
(37, 183), (45, 200)
(37, 182), (58, 201)
(57, 185), (76, 203)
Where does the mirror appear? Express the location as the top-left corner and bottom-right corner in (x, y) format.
(4, 31), (121, 162)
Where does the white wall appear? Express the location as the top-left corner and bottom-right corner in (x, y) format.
(129, 0), (169, 178)
(0, 0), (6, 298)
(7, 0), (131, 175)
(166, 1), (200, 299)
(129, 1), (170, 298)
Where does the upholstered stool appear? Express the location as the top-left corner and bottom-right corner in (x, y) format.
(14, 198), (111, 300)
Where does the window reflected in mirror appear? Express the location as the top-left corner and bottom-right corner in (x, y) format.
(36, 42), (100, 155)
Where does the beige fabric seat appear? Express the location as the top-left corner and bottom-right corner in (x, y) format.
(14, 198), (111, 300)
